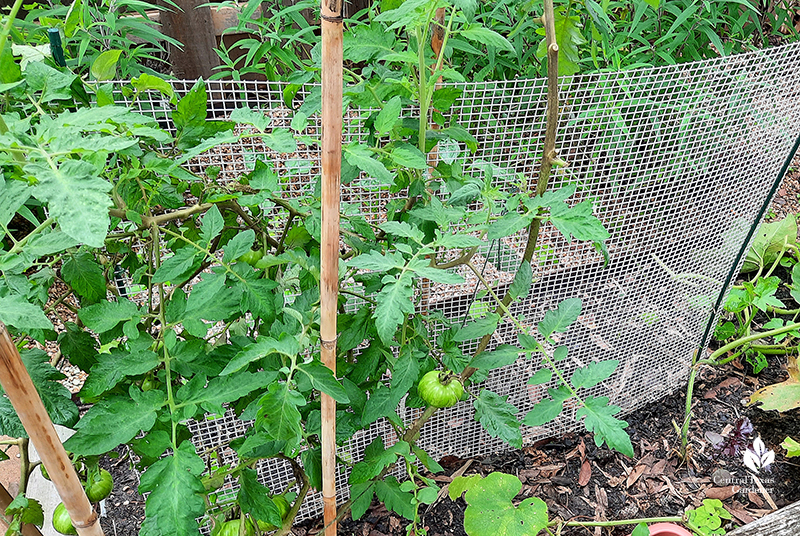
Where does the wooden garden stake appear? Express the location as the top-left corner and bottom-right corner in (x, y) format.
(320, 0), (344, 533)
(0, 323), (104, 536)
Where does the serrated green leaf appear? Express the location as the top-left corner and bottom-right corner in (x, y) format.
(61, 251), (106, 302)
(462, 472), (548, 536)
(461, 25), (514, 52)
(26, 160), (110, 247)
(455, 314), (500, 342)
(139, 442), (206, 536)
(0, 349), (78, 437)
(0, 178), (32, 230)
(527, 368), (552, 385)
(0, 294), (52, 331)
(151, 246), (202, 285)
(264, 129), (297, 153)
(297, 361), (350, 403)
(200, 204), (224, 245)
(379, 221), (424, 242)
(78, 298), (140, 334)
(549, 201), (610, 243)
(571, 360), (619, 389)
(489, 212), (533, 240)
(375, 96), (402, 135)
(374, 273), (415, 344)
(230, 107), (271, 132)
(223, 229), (256, 263)
(473, 390), (522, 448)
(80, 347), (160, 399)
(390, 143), (428, 169)
(508, 260), (532, 300)
(57, 322), (98, 372)
(538, 298), (582, 338)
(469, 345), (520, 370)
(65, 387), (165, 455)
(344, 143), (393, 184)
(576, 396), (633, 457)
(238, 468), (281, 527)
(176, 370), (276, 416)
(522, 398), (563, 427)
(349, 482), (375, 520)
(256, 382), (305, 450)
(348, 250), (407, 272)
(376, 477), (416, 520)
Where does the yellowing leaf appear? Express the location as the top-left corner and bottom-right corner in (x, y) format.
(750, 356), (800, 412)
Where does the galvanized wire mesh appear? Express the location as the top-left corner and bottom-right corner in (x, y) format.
(127, 42), (800, 525)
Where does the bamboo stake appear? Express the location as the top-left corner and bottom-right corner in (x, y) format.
(0, 480), (43, 536)
(320, 0), (343, 532)
(0, 323), (104, 536)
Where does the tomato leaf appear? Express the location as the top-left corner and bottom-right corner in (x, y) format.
(238, 468), (282, 528)
(473, 390), (522, 448)
(138, 442), (206, 536)
(469, 345), (521, 370)
(65, 387), (165, 456)
(61, 251), (106, 303)
(78, 298), (141, 334)
(0, 294), (52, 332)
(570, 360), (619, 389)
(538, 298), (582, 338)
(296, 361), (350, 403)
(375, 477), (415, 520)
(576, 396), (633, 457)
(522, 397), (563, 427)
(256, 382), (305, 451)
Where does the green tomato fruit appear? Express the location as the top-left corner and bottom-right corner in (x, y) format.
(53, 503), (77, 535)
(418, 370), (463, 408)
(141, 376), (159, 392)
(273, 495), (291, 519)
(237, 249), (264, 266)
(85, 468), (113, 502)
(219, 519), (255, 536)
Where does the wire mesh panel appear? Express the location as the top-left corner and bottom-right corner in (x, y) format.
(127, 42), (800, 523)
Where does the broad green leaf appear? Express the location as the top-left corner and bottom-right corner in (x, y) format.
(0, 349), (78, 437)
(527, 369), (552, 385)
(576, 396), (633, 457)
(0, 295), (52, 331)
(462, 473), (548, 536)
(238, 468), (281, 527)
(139, 442), (206, 536)
(4, 495), (44, 528)
(256, 382), (305, 450)
(508, 260), (532, 300)
(375, 96), (402, 135)
(200, 204), (224, 245)
(78, 298), (140, 334)
(390, 143), (428, 169)
(223, 229), (256, 263)
(469, 345), (520, 370)
(263, 129), (297, 153)
(344, 143), (393, 184)
(131, 73), (175, 101)
(80, 348), (160, 399)
(461, 25), (514, 52)
(61, 251), (106, 302)
(90, 49), (122, 80)
(65, 387), (165, 456)
(412, 445), (444, 473)
(26, 160), (110, 247)
(57, 322), (98, 372)
(743, 215), (797, 272)
(751, 276), (784, 312)
(632, 523), (650, 536)
(348, 250), (407, 272)
(488, 212), (533, 240)
(363, 349), (418, 424)
(538, 298), (582, 338)
(570, 360), (619, 389)
(239, 277), (280, 320)
(375, 477), (415, 520)
(64, 0), (83, 37)
(473, 390), (522, 448)
(522, 398), (563, 427)
(379, 221), (424, 242)
(448, 474), (482, 500)
(176, 370), (276, 416)
(749, 355), (800, 412)
(220, 334), (296, 375)
(301, 447), (322, 491)
(455, 314), (500, 342)
(230, 107), (271, 132)
(0, 178), (31, 230)
(297, 362), (350, 403)
(350, 438), (411, 484)
(409, 261), (466, 285)
(549, 201), (610, 242)
(374, 273), (415, 344)
(152, 246), (202, 284)
(349, 482), (375, 520)
(450, 0), (477, 20)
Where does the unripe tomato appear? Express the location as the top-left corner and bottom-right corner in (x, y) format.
(141, 376), (160, 392)
(237, 249), (264, 266)
(53, 503), (77, 535)
(218, 519), (255, 536)
(85, 468), (113, 502)
(418, 370), (463, 408)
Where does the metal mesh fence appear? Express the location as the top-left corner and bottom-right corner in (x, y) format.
(126, 42), (800, 525)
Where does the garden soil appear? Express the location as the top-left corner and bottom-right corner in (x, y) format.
(87, 155), (800, 536)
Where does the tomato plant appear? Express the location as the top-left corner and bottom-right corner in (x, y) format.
(0, 0), (634, 534)
(418, 370), (463, 408)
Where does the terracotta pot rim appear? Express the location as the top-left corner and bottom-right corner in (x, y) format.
(645, 522), (693, 536)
